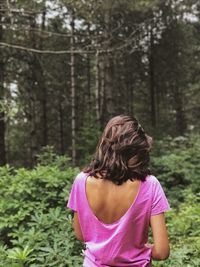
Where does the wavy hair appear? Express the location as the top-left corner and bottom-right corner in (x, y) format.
(84, 115), (153, 185)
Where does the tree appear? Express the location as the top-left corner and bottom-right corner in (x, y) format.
(0, 1), (6, 165)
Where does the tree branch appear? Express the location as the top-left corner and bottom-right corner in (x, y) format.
(0, 42), (95, 54)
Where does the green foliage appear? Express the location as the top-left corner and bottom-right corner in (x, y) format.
(153, 191), (200, 267)
(151, 134), (200, 206)
(36, 146), (72, 170)
(7, 245), (35, 265)
(8, 210), (83, 267)
(76, 114), (101, 166)
(0, 154), (82, 266)
(0, 164), (76, 230)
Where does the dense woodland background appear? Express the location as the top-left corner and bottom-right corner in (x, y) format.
(0, 0), (200, 266)
(0, 0), (199, 168)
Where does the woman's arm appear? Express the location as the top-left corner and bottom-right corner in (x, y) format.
(149, 213), (170, 260)
(72, 212), (84, 241)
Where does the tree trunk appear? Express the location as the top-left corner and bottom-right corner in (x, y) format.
(99, 54), (105, 127)
(70, 14), (76, 165)
(86, 24), (91, 118)
(149, 28), (156, 128)
(40, 7), (48, 147)
(0, 6), (6, 166)
(59, 101), (64, 154)
(27, 10), (48, 166)
(173, 86), (186, 135)
(95, 50), (100, 124)
(28, 16), (40, 166)
(104, 56), (115, 120)
(104, 7), (115, 122)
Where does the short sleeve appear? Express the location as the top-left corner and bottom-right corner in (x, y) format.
(67, 177), (79, 212)
(151, 177), (170, 216)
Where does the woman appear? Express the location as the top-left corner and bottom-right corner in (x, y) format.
(67, 115), (170, 266)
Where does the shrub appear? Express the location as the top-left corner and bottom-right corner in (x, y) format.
(151, 134), (200, 206)
(153, 190), (200, 267)
(0, 155), (83, 266)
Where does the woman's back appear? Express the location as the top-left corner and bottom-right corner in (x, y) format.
(86, 176), (141, 224)
(67, 172), (170, 267)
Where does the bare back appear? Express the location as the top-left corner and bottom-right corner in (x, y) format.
(85, 176), (141, 224)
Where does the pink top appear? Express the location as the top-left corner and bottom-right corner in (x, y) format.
(67, 172), (170, 267)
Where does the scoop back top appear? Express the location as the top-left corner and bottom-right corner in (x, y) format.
(67, 172), (170, 267)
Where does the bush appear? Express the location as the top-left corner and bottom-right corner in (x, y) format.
(0, 155), (83, 266)
(151, 134), (200, 206)
(153, 190), (200, 267)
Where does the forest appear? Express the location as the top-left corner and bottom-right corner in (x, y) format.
(0, 0), (200, 266)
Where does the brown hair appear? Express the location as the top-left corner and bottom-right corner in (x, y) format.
(84, 115), (153, 185)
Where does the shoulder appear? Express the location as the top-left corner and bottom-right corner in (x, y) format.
(73, 171), (89, 185)
(145, 174), (160, 185)
(68, 172), (88, 196)
(144, 175), (163, 192)
(75, 171), (88, 180)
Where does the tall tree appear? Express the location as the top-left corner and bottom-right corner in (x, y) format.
(148, 26), (157, 128)
(0, 1), (6, 166)
(70, 12), (76, 165)
(40, 2), (48, 147)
